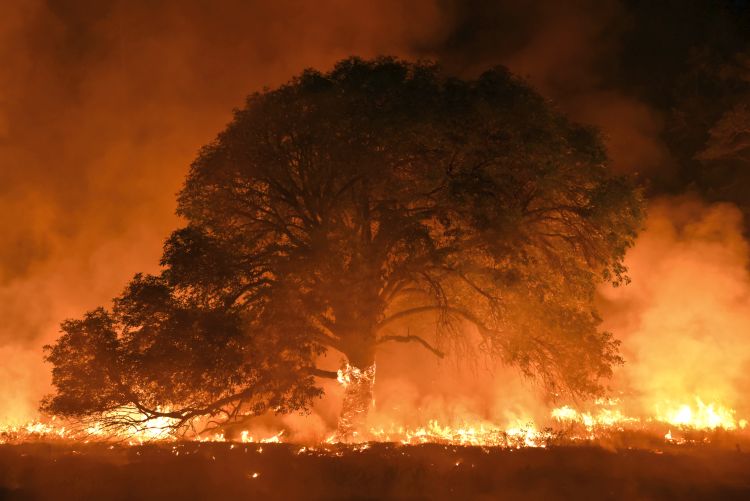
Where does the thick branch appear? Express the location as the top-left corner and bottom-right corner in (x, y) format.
(377, 334), (445, 358)
(376, 305), (500, 341)
(306, 367), (339, 379)
(375, 305), (448, 331)
(309, 317), (343, 351)
(116, 373), (332, 434)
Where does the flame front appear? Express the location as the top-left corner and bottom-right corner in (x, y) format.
(656, 398), (747, 430)
(367, 419), (547, 448)
(3, 395), (747, 447)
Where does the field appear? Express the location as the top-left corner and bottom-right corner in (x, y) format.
(2, 441), (750, 500)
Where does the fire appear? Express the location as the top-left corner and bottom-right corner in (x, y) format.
(368, 419), (549, 448)
(2, 397), (748, 447)
(336, 363), (376, 388)
(3, 376), (748, 447)
(0, 407), (180, 445)
(0, 408), (286, 445)
(549, 396), (749, 439)
(239, 430), (285, 443)
(337, 363), (377, 441)
(550, 402), (639, 430)
(551, 405), (638, 429)
(656, 398), (748, 430)
(1, 375), (747, 448)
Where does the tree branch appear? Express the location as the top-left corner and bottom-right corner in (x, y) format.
(375, 305), (448, 331)
(376, 304), (502, 341)
(305, 367), (339, 379)
(377, 334), (445, 358)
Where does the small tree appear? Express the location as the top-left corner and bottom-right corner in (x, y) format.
(42, 57), (643, 439)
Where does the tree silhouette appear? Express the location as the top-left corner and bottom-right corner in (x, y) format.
(42, 57), (643, 439)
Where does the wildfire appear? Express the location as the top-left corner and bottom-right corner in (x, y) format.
(548, 396), (750, 442)
(0, 410), (285, 446)
(336, 363), (377, 441)
(656, 398), (748, 430)
(551, 404), (639, 430)
(368, 419), (549, 448)
(239, 430), (285, 443)
(1, 396), (747, 447)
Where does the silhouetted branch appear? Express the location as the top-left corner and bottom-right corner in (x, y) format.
(306, 367), (338, 379)
(377, 334), (445, 358)
(376, 305), (502, 342)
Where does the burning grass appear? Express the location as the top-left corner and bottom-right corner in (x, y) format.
(4, 394), (746, 448)
(3, 399), (750, 499)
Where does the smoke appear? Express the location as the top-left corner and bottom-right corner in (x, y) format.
(1, 0), (747, 434)
(0, 0), (446, 423)
(275, 345), (549, 443)
(378, 195), (750, 430)
(432, 0), (674, 179)
(599, 195), (750, 420)
(273, 195), (750, 441)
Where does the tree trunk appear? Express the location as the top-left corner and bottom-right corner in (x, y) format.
(336, 343), (376, 442)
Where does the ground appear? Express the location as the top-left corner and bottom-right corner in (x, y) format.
(1, 442), (749, 500)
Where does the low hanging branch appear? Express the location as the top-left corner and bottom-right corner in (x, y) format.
(377, 333), (445, 359)
(306, 367), (339, 379)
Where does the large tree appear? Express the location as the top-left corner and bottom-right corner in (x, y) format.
(42, 57), (643, 439)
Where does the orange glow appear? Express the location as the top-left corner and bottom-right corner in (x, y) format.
(4, 397), (746, 447)
(656, 398), (747, 430)
(1, 2), (748, 466)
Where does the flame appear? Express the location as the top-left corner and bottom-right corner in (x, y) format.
(2, 393), (747, 447)
(337, 363), (377, 441)
(367, 419), (548, 447)
(2, 402), (748, 447)
(656, 398), (748, 430)
(551, 402), (639, 430)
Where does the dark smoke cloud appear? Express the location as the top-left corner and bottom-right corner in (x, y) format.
(428, 0), (674, 178)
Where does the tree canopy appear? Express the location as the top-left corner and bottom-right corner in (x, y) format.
(42, 57), (643, 436)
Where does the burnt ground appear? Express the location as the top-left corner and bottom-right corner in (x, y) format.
(1, 442), (749, 500)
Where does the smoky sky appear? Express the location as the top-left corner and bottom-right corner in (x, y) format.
(0, 0), (446, 348)
(1, 0), (750, 422)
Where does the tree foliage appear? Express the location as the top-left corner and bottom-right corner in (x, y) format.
(42, 57), (643, 434)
